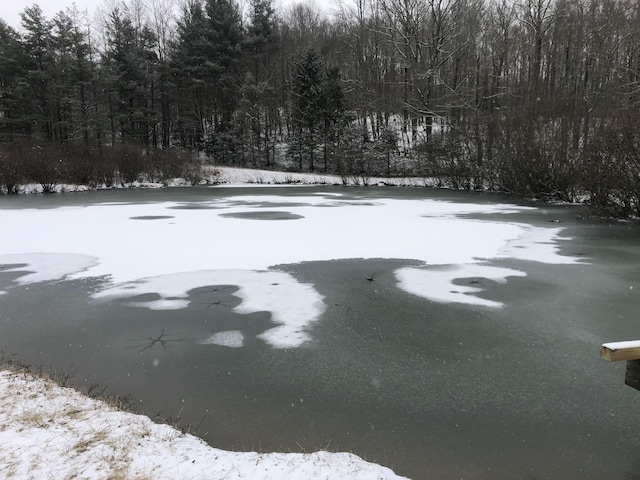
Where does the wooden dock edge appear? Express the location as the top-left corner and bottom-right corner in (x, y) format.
(601, 341), (640, 362)
(601, 341), (640, 391)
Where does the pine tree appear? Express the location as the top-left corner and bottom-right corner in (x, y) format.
(170, 0), (209, 149)
(241, 0), (277, 166)
(245, 0), (276, 80)
(203, 0), (243, 132)
(50, 10), (93, 145)
(0, 20), (30, 140)
(321, 65), (347, 172)
(290, 48), (324, 171)
(290, 49), (346, 172)
(102, 6), (158, 146)
(20, 5), (55, 141)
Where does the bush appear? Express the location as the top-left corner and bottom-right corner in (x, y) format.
(491, 114), (579, 201)
(0, 143), (25, 193)
(583, 108), (640, 216)
(16, 142), (65, 193)
(144, 149), (184, 184)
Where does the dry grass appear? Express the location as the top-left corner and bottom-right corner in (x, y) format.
(72, 429), (109, 454)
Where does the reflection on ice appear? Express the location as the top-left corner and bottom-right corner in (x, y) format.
(93, 270), (326, 349)
(396, 264), (527, 307)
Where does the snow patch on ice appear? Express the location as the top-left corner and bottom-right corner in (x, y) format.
(396, 264), (527, 307)
(93, 270), (325, 349)
(202, 330), (244, 348)
(126, 298), (191, 310)
(498, 225), (580, 264)
(0, 253), (98, 286)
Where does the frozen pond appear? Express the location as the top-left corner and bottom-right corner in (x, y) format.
(1, 186), (639, 479)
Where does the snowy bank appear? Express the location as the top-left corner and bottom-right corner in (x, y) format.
(0, 369), (407, 480)
(6, 166), (436, 194)
(213, 166), (429, 187)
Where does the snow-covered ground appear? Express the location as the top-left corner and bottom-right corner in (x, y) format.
(11, 165), (436, 194)
(212, 166), (429, 187)
(0, 168), (584, 478)
(0, 369), (407, 479)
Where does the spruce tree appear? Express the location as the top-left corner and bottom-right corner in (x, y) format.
(50, 10), (93, 146)
(202, 0), (244, 161)
(0, 20), (30, 140)
(20, 5), (54, 141)
(170, 0), (210, 149)
(321, 66), (346, 172)
(241, 0), (276, 166)
(290, 48), (324, 171)
(102, 7), (158, 146)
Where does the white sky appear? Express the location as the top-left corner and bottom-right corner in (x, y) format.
(0, 1), (105, 29)
(0, 0), (338, 30)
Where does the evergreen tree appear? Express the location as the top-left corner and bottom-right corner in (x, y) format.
(102, 7), (158, 146)
(290, 49), (346, 172)
(20, 5), (54, 141)
(241, 0), (277, 166)
(321, 65), (347, 172)
(245, 0), (276, 81)
(290, 48), (324, 171)
(205, 0), (243, 128)
(50, 10), (93, 145)
(202, 0), (244, 161)
(0, 20), (30, 139)
(170, 0), (209, 149)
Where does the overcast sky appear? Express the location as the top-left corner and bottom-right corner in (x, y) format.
(0, 1), (104, 29)
(0, 0), (336, 30)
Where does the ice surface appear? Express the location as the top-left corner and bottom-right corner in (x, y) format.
(0, 196), (576, 284)
(0, 192), (582, 346)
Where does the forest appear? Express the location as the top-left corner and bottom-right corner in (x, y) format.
(0, 0), (639, 215)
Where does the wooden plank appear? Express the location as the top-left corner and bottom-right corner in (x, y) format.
(601, 341), (640, 362)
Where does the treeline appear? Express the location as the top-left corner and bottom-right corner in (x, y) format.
(0, 0), (639, 214)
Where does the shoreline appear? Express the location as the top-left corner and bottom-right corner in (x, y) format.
(0, 367), (408, 479)
(2, 165), (434, 195)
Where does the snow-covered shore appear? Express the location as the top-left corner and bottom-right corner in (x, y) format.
(212, 166), (429, 187)
(0, 369), (407, 479)
(8, 165), (433, 194)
